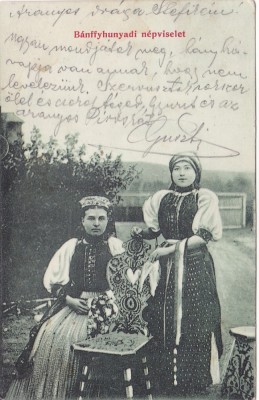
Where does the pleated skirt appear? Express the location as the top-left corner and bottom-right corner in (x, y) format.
(6, 306), (91, 400)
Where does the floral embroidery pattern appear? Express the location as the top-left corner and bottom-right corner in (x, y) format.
(221, 337), (254, 400)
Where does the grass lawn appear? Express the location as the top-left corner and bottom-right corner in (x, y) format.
(1, 225), (256, 399)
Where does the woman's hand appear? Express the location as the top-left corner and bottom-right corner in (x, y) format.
(131, 226), (143, 238)
(66, 295), (89, 314)
(149, 245), (176, 262)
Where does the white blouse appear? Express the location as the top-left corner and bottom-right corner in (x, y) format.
(43, 236), (124, 293)
(143, 188), (222, 241)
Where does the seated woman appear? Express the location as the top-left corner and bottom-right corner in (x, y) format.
(6, 196), (124, 400)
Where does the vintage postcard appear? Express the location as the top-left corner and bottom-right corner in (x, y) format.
(0, 0), (256, 399)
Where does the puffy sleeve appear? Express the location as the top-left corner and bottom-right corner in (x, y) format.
(143, 190), (170, 232)
(192, 189), (222, 241)
(43, 238), (78, 293)
(108, 236), (125, 256)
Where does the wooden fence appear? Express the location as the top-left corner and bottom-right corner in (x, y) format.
(217, 193), (246, 229)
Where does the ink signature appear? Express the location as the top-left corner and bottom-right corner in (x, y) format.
(127, 112), (240, 158)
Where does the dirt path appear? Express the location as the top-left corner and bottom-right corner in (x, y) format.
(209, 229), (255, 352)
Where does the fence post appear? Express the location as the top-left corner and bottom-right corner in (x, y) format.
(242, 194), (247, 228)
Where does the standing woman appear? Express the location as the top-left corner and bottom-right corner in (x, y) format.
(6, 196), (124, 400)
(132, 152), (223, 396)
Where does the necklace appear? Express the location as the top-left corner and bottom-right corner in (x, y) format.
(170, 188), (198, 197)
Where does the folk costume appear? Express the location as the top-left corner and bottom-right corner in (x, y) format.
(143, 153), (223, 395)
(6, 197), (124, 400)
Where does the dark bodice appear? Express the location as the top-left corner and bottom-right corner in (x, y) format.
(69, 240), (112, 293)
(158, 191), (198, 240)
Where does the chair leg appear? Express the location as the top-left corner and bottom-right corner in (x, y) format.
(124, 367), (133, 399)
(142, 356), (153, 400)
(78, 364), (89, 400)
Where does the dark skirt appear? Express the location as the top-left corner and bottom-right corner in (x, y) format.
(144, 244), (223, 396)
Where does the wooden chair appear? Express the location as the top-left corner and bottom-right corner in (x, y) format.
(73, 238), (153, 399)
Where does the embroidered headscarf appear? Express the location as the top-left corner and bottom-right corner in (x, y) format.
(169, 152), (202, 190)
(79, 196), (111, 210)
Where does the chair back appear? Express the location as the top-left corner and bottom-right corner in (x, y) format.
(107, 238), (151, 335)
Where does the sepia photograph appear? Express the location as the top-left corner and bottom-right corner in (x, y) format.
(0, 1), (256, 399)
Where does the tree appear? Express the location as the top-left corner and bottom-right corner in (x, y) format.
(2, 126), (140, 301)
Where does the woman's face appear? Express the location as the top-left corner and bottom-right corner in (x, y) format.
(171, 161), (196, 188)
(82, 208), (108, 237)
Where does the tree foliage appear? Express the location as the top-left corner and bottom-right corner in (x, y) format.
(2, 126), (140, 224)
(2, 126), (140, 301)
(3, 126), (139, 202)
